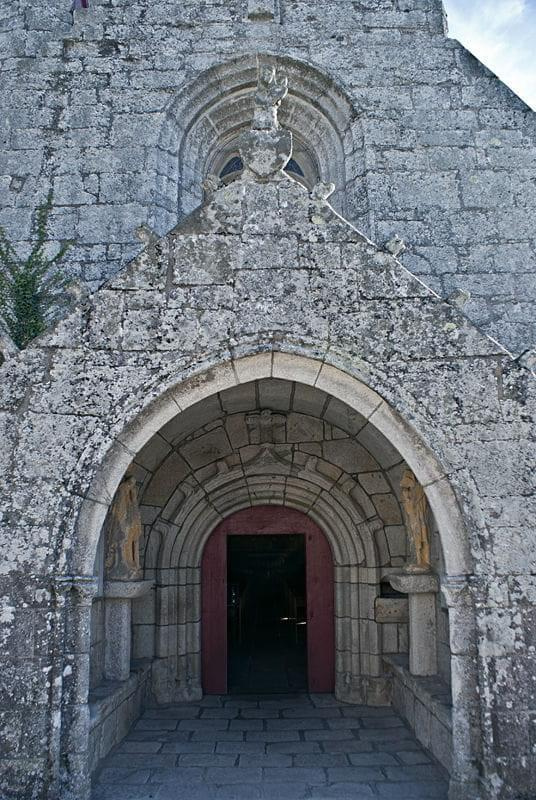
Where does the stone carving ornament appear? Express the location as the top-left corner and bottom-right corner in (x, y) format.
(311, 181), (336, 224)
(400, 469), (431, 573)
(202, 173), (222, 198)
(104, 476), (143, 580)
(239, 65), (292, 178)
(254, 65), (288, 129)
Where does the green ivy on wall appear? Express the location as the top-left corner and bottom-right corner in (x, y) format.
(0, 191), (71, 349)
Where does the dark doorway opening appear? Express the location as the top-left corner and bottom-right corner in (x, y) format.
(202, 506), (335, 695)
(227, 534), (307, 693)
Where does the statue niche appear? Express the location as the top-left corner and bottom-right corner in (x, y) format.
(400, 469), (431, 573)
(104, 476), (143, 580)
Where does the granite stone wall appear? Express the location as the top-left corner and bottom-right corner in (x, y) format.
(0, 7), (535, 798)
(0, 151), (534, 799)
(1, 0), (535, 351)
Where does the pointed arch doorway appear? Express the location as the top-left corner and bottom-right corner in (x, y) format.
(202, 506), (335, 694)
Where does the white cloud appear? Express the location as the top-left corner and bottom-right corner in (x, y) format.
(443, 0), (536, 109)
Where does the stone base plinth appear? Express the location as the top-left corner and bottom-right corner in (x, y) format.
(388, 572), (439, 677)
(103, 580), (154, 682)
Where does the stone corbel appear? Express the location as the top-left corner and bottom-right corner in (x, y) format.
(388, 572), (439, 677)
(103, 580), (154, 682)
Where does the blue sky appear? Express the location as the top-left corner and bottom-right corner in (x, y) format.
(443, 0), (536, 109)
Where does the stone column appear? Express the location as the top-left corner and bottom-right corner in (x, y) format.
(442, 576), (484, 800)
(54, 575), (100, 800)
(104, 580), (153, 681)
(388, 572), (439, 677)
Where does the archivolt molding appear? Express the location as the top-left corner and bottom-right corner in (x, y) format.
(78, 352), (472, 578)
(150, 53), (365, 230)
(142, 472), (377, 573)
(137, 466), (386, 702)
(133, 381), (409, 575)
(78, 351), (474, 728)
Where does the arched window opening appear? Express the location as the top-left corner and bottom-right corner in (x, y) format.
(286, 157), (305, 177)
(216, 153), (309, 189)
(220, 156), (243, 179)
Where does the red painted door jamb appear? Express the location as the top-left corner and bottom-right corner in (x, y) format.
(201, 506), (335, 694)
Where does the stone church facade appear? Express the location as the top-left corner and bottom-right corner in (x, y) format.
(0, 2), (535, 800)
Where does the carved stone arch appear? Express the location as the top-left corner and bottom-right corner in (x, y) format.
(78, 353), (473, 579)
(149, 53), (367, 233)
(157, 480), (375, 571)
(138, 469), (383, 705)
(74, 351), (481, 796)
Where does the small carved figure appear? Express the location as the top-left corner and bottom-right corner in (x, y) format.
(311, 182), (335, 203)
(105, 476), (143, 580)
(400, 469), (431, 573)
(447, 288), (471, 310)
(253, 65), (288, 130)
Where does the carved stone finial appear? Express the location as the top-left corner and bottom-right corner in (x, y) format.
(516, 349), (536, 374)
(104, 476), (143, 580)
(238, 65), (292, 178)
(202, 173), (223, 198)
(400, 470), (431, 573)
(448, 288), (471, 310)
(135, 224), (159, 246)
(65, 279), (90, 306)
(385, 235), (406, 257)
(310, 181), (336, 225)
(311, 182), (335, 203)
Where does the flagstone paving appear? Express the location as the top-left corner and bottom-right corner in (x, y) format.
(92, 694), (449, 799)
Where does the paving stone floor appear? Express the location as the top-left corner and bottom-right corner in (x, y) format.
(92, 694), (449, 800)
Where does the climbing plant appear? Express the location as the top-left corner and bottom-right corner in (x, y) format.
(0, 191), (71, 349)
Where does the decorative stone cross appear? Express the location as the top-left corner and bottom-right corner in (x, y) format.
(246, 409), (286, 444)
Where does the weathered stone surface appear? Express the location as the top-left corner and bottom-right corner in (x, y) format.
(0, 8), (535, 800)
(0, 2), (534, 351)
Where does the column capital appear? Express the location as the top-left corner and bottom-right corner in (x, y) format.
(388, 571), (439, 595)
(104, 579), (154, 599)
(441, 575), (475, 608)
(52, 575), (99, 602)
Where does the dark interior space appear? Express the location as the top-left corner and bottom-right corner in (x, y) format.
(227, 534), (307, 693)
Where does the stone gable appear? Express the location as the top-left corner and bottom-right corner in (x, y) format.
(0, 5), (536, 800)
(1, 1), (535, 350)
